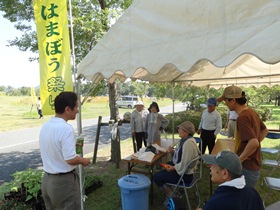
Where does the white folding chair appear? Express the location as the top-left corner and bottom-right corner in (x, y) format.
(263, 177), (280, 207)
(262, 159), (280, 176)
(261, 132), (280, 185)
(165, 137), (202, 210)
(261, 132), (280, 159)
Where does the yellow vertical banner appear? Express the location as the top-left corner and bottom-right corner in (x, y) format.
(30, 87), (37, 104)
(33, 0), (73, 115)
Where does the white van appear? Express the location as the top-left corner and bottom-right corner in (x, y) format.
(117, 96), (138, 108)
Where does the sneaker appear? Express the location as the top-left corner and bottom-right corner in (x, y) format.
(172, 191), (182, 199)
(163, 196), (175, 209)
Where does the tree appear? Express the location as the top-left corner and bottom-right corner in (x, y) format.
(19, 86), (31, 96)
(269, 85), (280, 106)
(132, 81), (148, 101)
(0, 0), (134, 120)
(0, 86), (5, 92)
(116, 80), (135, 96)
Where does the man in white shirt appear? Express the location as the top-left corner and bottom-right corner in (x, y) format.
(40, 92), (90, 210)
(197, 98), (222, 154)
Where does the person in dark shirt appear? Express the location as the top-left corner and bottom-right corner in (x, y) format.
(217, 86), (268, 187)
(197, 151), (264, 210)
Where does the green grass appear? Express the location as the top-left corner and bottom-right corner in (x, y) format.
(262, 104), (280, 130)
(1, 94), (280, 209)
(85, 136), (280, 210)
(0, 95), (175, 132)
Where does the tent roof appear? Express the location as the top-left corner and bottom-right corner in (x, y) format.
(77, 0), (280, 87)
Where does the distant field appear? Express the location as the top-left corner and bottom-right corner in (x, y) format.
(1, 93), (279, 132)
(0, 95), (174, 132)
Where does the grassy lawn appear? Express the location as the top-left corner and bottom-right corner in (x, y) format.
(82, 101), (280, 209)
(84, 135), (280, 210)
(1, 94), (280, 209)
(0, 95), (175, 132)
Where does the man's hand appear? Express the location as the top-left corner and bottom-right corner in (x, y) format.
(167, 146), (174, 154)
(165, 165), (175, 172)
(82, 158), (91, 166)
(239, 138), (259, 162)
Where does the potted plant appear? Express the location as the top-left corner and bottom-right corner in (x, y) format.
(0, 168), (44, 209)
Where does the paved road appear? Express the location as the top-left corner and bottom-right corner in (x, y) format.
(0, 104), (186, 182)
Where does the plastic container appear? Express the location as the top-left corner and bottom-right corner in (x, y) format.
(118, 174), (151, 210)
(76, 135), (84, 154)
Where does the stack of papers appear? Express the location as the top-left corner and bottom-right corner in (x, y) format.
(123, 151), (155, 162)
(138, 151), (155, 162)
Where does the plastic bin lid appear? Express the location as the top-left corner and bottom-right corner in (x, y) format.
(266, 132), (280, 139)
(118, 174), (151, 190)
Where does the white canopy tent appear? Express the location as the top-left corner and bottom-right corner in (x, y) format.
(77, 0), (280, 87)
(76, 3), (280, 206)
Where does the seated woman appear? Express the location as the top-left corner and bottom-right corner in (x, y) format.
(153, 121), (200, 196)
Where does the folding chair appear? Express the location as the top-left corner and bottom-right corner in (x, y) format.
(261, 132), (280, 159)
(165, 138), (202, 210)
(263, 177), (280, 207)
(261, 132), (280, 185)
(262, 159), (280, 177)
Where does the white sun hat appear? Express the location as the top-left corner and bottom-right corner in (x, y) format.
(134, 101), (144, 108)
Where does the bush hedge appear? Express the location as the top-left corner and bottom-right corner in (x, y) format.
(164, 106), (271, 134)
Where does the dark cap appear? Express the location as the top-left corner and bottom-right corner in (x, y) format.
(207, 98), (217, 106)
(202, 151), (242, 175)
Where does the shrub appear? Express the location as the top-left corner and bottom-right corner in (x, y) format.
(165, 108), (228, 133)
(165, 106), (272, 134)
(254, 107), (272, 121)
(0, 169), (43, 202)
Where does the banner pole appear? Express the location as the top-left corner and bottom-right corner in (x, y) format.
(68, 1), (85, 210)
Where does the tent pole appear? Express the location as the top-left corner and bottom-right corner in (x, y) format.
(68, 0), (85, 210)
(172, 82), (175, 143)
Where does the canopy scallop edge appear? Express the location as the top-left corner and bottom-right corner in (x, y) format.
(77, 0), (280, 88)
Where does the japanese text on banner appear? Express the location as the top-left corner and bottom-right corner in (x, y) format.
(34, 0), (73, 115)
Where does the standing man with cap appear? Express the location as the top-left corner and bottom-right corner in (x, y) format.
(154, 121), (200, 196)
(197, 98), (222, 154)
(217, 86), (268, 187)
(39, 92), (91, 210)
(130, 101), (149, 151)
(197, 151), (264, 210)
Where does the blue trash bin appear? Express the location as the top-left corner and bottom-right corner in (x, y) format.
(118, 174), (151, 210)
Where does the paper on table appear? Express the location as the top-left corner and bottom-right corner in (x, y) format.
(124, 156), (132, 160)
(138, 151), (155, 162)
(220, 129), (228, 136)
(124, 152), (139, 160)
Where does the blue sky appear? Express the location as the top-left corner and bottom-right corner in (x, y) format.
(0, 12), (39, 88)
